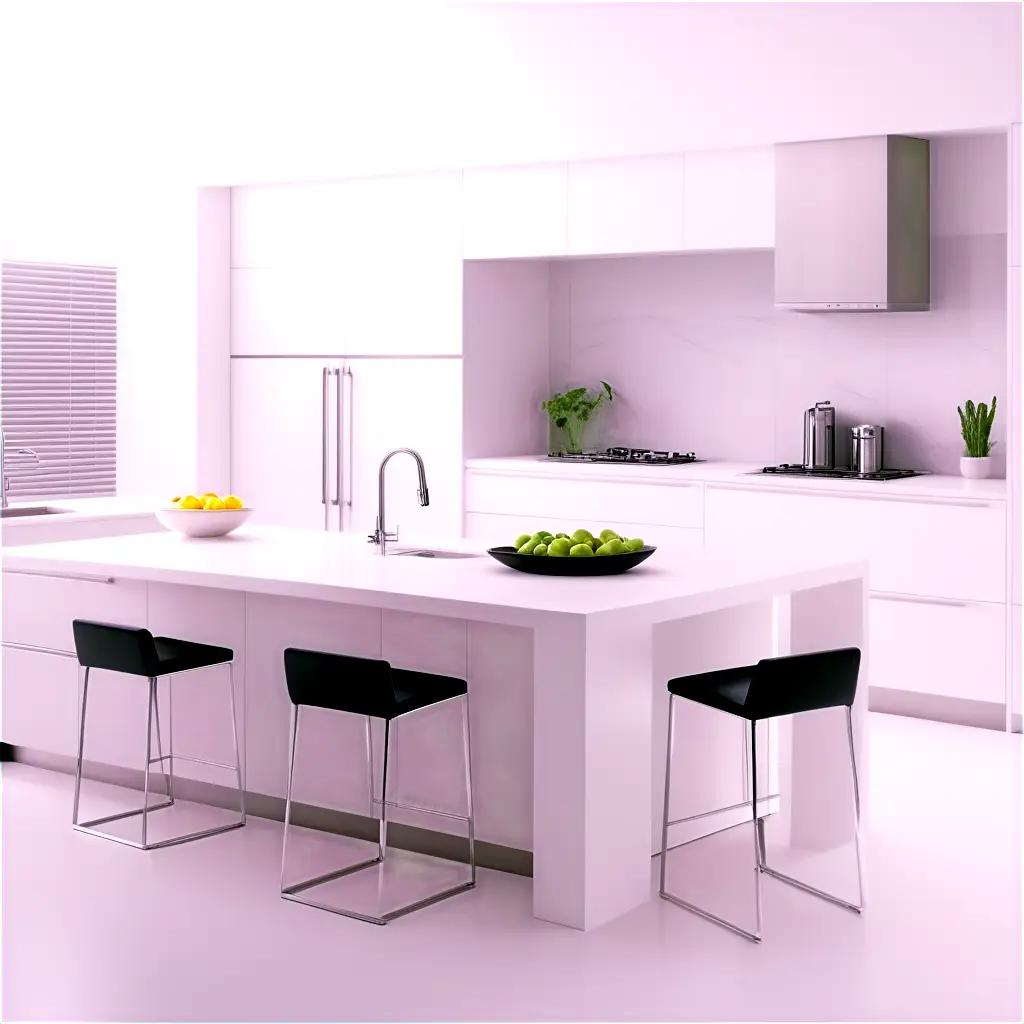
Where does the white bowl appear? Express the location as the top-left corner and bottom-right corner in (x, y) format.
(155, 507), (253, 538)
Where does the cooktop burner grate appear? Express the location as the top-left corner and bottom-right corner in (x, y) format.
(547, 448), (701, 466)
(762, 464), (926, 481)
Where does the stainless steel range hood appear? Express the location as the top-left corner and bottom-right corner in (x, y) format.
(775, 135), (930, 311)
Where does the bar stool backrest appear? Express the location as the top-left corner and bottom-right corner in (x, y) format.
(746, 647), (861, 719)
(283, 647), (396, 712)
(72, 619), (160, 676)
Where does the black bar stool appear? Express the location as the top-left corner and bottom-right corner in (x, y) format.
(659, 647), (864, 943)
(280, 647), (475, 925)
(71, 619), (245, 850)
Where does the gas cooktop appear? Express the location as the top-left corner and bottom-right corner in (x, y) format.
(547, 447), (701, 466)
(762, 464), (926, 481)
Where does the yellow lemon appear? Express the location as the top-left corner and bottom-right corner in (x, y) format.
(203, 495), (226, 511)
(223, 494), (244, 510)
(180, 495), (203, 510)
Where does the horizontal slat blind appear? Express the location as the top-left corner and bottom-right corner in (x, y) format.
(1, 261), (117, 500)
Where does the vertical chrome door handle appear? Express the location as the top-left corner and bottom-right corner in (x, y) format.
(344, 366), (354, 511)
(334, 368), (342, 513)
(321, 367), (329, 523)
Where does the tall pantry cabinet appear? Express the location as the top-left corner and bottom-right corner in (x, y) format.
(229, 172), (464, 540)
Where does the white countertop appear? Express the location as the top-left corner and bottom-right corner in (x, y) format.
(464, 455), (1008, 503)
(0, 497), (160, 531)
(1, 526), (865, 625)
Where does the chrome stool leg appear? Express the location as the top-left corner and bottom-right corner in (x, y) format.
(281, 696), (476, 925)
(281, 704), (384, 917)
(379, 719), (390, 861)
(659, 694), (763, 942)
(227, 662), (245, 822)
(141, 677), (156, 847)
(756, 706), (864, 915)
(461, 693), (477, 884)
(73, 662), (244, 850)
(152, 675), (173, 805)
(72, 665), (91, 825)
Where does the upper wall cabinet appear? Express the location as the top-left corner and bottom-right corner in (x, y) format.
(231, 171), (462, 356)
(681, 146), (775, 251)
(567, 155), (685, 256)
(463, 164), (568, 259)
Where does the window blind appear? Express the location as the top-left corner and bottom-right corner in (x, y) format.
(1, 261), (117, 500)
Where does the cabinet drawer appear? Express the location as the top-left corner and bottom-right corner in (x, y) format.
(868, 499), (1006, 603)
(707, 486), (1005, 602)
(869, 595), (1006, 703)
(465, 511), (703, 557)
(1, 645), (79, 755)
(465, 473), (704, 529)
(2, 570), (146, 653)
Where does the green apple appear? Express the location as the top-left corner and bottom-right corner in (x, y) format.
(514, 533), (532, 549)
(548, 537), (572, 556)
(533, 543), (548, 556)
(624, 537), (645, 552)
(596, 538), (626, 556)
(569, 543), (595, 557)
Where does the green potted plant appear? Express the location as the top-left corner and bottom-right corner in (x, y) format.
(957, 396), (997, 479)
(542, 381), (614, 454)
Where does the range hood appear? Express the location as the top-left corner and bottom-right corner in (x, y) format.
(775, 135), (930, 311)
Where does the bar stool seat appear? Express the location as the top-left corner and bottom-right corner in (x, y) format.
(71, 619), (245, 850)
(280, 648), (475, 925)
(660, 647), (864, 943)
(668, 665), (756, 717)
(152, 636), (233, 675)
(283, 649), (466, 719)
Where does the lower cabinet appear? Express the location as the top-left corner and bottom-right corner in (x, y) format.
(1, 646), (79, 757)
(869, 595), (1007, 704)
(1, 569), (148, 764)
(706, 484), (1011, 710)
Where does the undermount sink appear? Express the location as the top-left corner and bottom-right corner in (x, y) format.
(0, 506), (65, 519)
(391, 548), (479, 559)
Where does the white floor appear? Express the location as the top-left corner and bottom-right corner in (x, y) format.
(2, 712), (1020, 1022)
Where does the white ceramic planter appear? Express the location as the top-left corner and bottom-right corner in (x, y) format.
(960, 455), (993, 479)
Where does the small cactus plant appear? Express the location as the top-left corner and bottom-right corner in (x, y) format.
(957, 396), (997, 458)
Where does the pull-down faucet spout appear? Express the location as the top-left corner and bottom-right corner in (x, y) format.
(368, 448), (429, 555)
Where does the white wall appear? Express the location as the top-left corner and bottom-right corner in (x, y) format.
(0, 2), (1019, 189)
(547, 134), (1009, 475)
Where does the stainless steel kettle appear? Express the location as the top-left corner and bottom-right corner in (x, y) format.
(803, 401), (836, 469)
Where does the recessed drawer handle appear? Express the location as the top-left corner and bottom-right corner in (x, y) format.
(712, 484), (997, 508)
(1, 640), (77, 658)
(872, 592), (969, 609)
(2, 568), (115, 584)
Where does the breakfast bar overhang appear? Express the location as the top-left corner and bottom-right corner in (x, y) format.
(2, 528), (868, 931)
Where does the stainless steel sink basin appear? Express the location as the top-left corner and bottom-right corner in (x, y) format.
(0, 506), (65, 519)
(392, 548), (479, 559)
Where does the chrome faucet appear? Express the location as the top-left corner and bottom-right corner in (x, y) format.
(368, 448), (429, 555)
(0, 428), (39, 510)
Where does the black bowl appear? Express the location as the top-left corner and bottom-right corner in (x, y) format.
(487, 545), (656, 575)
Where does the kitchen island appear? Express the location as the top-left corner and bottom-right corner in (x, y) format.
(2, 527), (867, 930)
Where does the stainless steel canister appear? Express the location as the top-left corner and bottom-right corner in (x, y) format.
(851, 424), (884, 475)
(803, 401), (836, 469)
